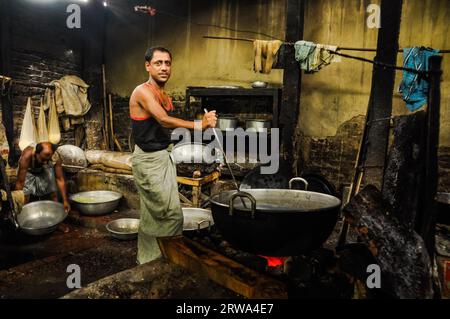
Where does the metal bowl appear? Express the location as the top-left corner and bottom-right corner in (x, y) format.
(17, 201), (67, 236)
(251, 81), (268, 88)
(106, 218), (140, 240)
(70, 190), (122, 216)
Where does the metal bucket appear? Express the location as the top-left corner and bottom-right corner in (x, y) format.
(217, 116), (238, 131)
(245, 119), (271, 133)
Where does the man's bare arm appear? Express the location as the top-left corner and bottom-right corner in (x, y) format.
(15, 151), (31, 190)
(54, 160), (68, 204)
(134, 88), (215, 130)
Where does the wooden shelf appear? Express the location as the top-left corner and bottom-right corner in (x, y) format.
(185, 86), (282, 128)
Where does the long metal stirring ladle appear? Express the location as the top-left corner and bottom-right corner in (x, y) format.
(204, 108), (240, 191)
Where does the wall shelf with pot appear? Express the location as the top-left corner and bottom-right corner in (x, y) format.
(185, 86), (281, 129)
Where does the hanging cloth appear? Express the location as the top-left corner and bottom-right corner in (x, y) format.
(253, 40), (283, 74)
(294, 40), (316, 71)
(47, 89), (61, 144)
(19, 97), (38, 151)
(45, 75), (91, 131)
(37, 98), (49, 142)
(399, 47), (440, 112)
(310, 44), (341, 72)
(294, 40), (341, 73)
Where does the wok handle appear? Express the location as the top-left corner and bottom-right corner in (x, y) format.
(289, 177), (309, 191)
(229, 192), (256, 218)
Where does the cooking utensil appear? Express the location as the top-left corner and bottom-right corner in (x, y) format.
(204, 109), (240, 192)
(172, 142), (223, 177)
(17, 200), (67, 236)
(297, 173), (337, 196)
(217, 116), (238, 131)
(251, 81), (268, 88)
(182, 207), (214, 232)
(245, 119), (271, 133)
(106, 218), (140, 240)
(240, 164), (291, 190)
(209, 178), (341, 256)
(204, 108), (248, 210)
(172, 142), (222, 164)
(70, 190), (122, 216)
(240, 165), (337, 196)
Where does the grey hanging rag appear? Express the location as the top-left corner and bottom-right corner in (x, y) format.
(294, 40), (341, 73)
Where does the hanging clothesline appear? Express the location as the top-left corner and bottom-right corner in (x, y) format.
(203, 35), (446, 75)
(202, 36), (450, 53)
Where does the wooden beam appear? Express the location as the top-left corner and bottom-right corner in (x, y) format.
(82, 1), (107, 150)
(176, 171), (220, 187)
(419, 56), (443, 260)
(0, 0), (17, 167)
(382, 111), (427, 229)
(158, 236), (288, 299)
(362, 0), (403, 189)
(0, 0), (11, 76)
(280, 0), (305, 170)
(343, 185), (434, 299)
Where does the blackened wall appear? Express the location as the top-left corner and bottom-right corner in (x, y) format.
(1, 0), (105, 160)
(7, 1), (85, 151)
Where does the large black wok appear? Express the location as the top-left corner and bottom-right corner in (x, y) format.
(209, 178), (341, 256)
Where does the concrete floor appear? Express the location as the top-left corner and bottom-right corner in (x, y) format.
(0, 206), (139, 299)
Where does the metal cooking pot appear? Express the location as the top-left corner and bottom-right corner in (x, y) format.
(172, 142), (223, 165)
(70, 190), (122, 216)
(245, 119), (271, 133)
(209, 178), (341, 256)
(182, 207), (214, 232)
(217, 116), (238, 131)
(17, 201), (67, 236)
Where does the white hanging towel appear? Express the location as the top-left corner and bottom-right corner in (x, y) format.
(37, 98), (49, 142)
(19, 97), (38, 151)
(47, 90), (61, 144)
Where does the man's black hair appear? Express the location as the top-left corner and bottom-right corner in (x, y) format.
(145, 46), (172, 62)
(35, 143), (58, 154)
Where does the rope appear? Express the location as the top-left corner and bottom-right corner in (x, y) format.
(203, 36), (444, 75)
